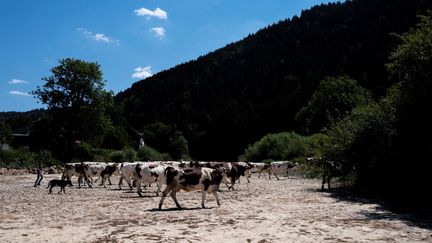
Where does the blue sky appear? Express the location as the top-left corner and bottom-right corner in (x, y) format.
(0, 0), (337, 112)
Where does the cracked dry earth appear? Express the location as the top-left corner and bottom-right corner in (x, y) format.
(0, 173), (431, 242)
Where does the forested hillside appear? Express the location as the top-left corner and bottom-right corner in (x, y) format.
(116, 0), (432, 160)
(0, 109), (45, 130)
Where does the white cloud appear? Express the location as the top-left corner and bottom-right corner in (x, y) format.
(77, 28), (119, 45)
(10, 90), (30, 96)
(132, 66), (153, 79)
(8, 79), (29, 84)
(94, 33), (110, 42)
(150, 27), (166, 38)
(134, 7), (167, 20)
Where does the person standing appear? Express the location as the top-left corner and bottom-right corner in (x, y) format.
(34, 161), (43, 187)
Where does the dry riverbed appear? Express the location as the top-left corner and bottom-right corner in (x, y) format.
(0, 173), (431, 242)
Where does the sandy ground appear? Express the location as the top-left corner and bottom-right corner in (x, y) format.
(0, 173), (431, 243)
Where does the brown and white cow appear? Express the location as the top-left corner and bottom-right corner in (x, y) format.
(158, 162), (224, 210)
(250, 162), (270, 179)
(62, 162), (92, 188)
(268, 161), (298, 180)
(82, 162), (107, 186)
(321, 159), (345, 190)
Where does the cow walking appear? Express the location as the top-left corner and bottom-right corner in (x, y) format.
(159, 162), (224, 210)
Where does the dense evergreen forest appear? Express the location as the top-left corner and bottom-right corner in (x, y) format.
(116, 0), (432, 160)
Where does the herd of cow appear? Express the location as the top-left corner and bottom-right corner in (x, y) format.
(58, 161), (298, 209)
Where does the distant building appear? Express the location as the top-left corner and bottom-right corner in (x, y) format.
(10, 127), (31, 148)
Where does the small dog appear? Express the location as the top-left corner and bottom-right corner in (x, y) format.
(47, 179), (73, 194)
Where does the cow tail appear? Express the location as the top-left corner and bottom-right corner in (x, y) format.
(46, 181), (51, 188)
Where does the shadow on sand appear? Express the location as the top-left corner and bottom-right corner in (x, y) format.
(309, 186), (432, 230)
(147, 206), (215, 212)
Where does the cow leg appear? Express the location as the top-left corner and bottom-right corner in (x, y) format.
(274, 173), (280, 180)
(201, 191), (207, 208)
(118, 176), (123, 190)
(101, 176), (106, 188)
(108, 177), (113, 185)
(87, 180), (93, 188)
(98, 176), (105, 187)
(132, 178), (138, 191)
(127, 178), (132, 191)
(49, 186), (53, 194)
(327, 175), (331, 190)
(136, 179), (143, 197)
(222, 176), (230, 189)
(66, 176), (73, 186)
(88, 176), (94, 187)
(212, 191), (221, 206)
(78, 176), (82, 188)
(159, 187), (169, 210)
(170, 191), (182, 209)
(228, 177), (236, 190)
(321, 174), (326, 190)
(268, 171), (271, 180)
(121, 176), (132, 191)
(159, 186), (172, 210)
(156, 181), (162, 196)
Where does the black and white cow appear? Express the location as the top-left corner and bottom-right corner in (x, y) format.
(99, 163), (120, 188)
(158, 162), (224, 210)
(226, 162), (252, 190)
(135, 163), (167, 196)
(118, 162), (144, 190)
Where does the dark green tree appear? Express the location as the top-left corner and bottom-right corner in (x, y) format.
(320, 14), (432, 199)
(32, 58), (113, 159)
(295, 76), (373, 134)
(385, 13), (432, 198)
(0, 122), (12, 145)
(142, 122), (190, 160)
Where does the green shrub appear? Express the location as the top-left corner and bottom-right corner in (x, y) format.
(0, 147), (38, 169)
(37, 150), (61, 167)
(137, 146), (164, 161)
(72, 143), (95, 162)
(110, 151), (125, 163)
(122, 148), (137, 162)
(239, 132), (312, 162)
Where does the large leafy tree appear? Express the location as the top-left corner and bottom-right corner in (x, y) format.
(295, 76), (373, 134)
(319, 14), (432, 199)
(386, 13), (432, 196)
(32, 58), (113, 157)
